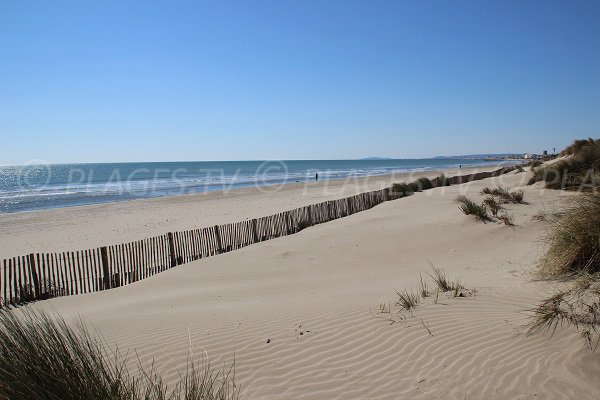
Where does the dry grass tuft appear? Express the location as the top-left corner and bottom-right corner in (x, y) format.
(497, 212), (514, 226)
(527, 273), (600, 351)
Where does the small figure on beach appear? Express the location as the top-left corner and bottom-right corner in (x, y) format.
(315, 173), (319, 182)
(459, 164), (462, 169)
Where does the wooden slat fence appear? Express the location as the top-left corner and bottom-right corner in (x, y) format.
(0, 165), (517, 308)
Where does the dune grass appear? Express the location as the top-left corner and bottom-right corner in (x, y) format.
(395, 289), (421, 313)
(0, 309), (239, 400)
(529, 138), (600, 190)
(481, 186), (525, 204)
(497, 212), (514, 226)
(528, 191), (600, 350)
(528, 160), (543, 168)
(455, 195), (490, 221)
(481, 186), (510, 197)
(427, 263), (462, 293)
(527, 273), (600, 351)
(539, 194), (600, 279)
(483, 196), (502, 217)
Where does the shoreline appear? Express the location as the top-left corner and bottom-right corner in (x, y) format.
(0, 164), (510, 257)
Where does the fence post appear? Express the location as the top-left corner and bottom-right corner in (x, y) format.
(214, 225), (223, 253)
(100, 247), (111, 290)
(251, 219), (259, 243)
(167, 232), (177, 267)
(28, 253), (40, 300)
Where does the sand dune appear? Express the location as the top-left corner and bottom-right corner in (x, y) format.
(24, 170), (600, 399)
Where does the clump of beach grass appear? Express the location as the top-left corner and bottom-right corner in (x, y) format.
(455, 195), (490, 221)
(539, 194), (600, 279)
(481, 186), (525, 204)
(427, 263), (462, 293)
(527, 273), (600, 351)
(509, 190), (525, 204)
(0, 309), (239, 400)
(483, 196), (502, 217)
(395, 290), (421, 313)
(497, 212), (514, 226)
(481, 186), (511, 197)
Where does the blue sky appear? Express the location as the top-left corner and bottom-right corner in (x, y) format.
(1, 0), (599, 165)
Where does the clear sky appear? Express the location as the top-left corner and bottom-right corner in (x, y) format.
(1, 0), (599, 165)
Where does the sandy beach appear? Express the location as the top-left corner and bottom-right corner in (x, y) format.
(0, 165), (499, 257)
(7, 166), (597, 399)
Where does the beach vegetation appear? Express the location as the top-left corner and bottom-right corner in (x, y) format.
(395, 289), (421, 313)
(528, 138), (600, 190)
(455, 195), (490, 221)
(528, 160), (543, 168)
(497, 212), (514, 226)
(527, 273), (600, 351)
(483, 196), (502, 217)
(538, 194), (600, 278)
(0, 309), (239, 400)
(481, 186), (525, 204)
(427, 263), (462, 293)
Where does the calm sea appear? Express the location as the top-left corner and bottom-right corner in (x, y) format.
(0, 159), (508, 213)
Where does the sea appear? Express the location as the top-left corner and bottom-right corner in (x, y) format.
(0, 159), (512, 213)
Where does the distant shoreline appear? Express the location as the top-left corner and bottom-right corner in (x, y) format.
(0, 159), (521, 214)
